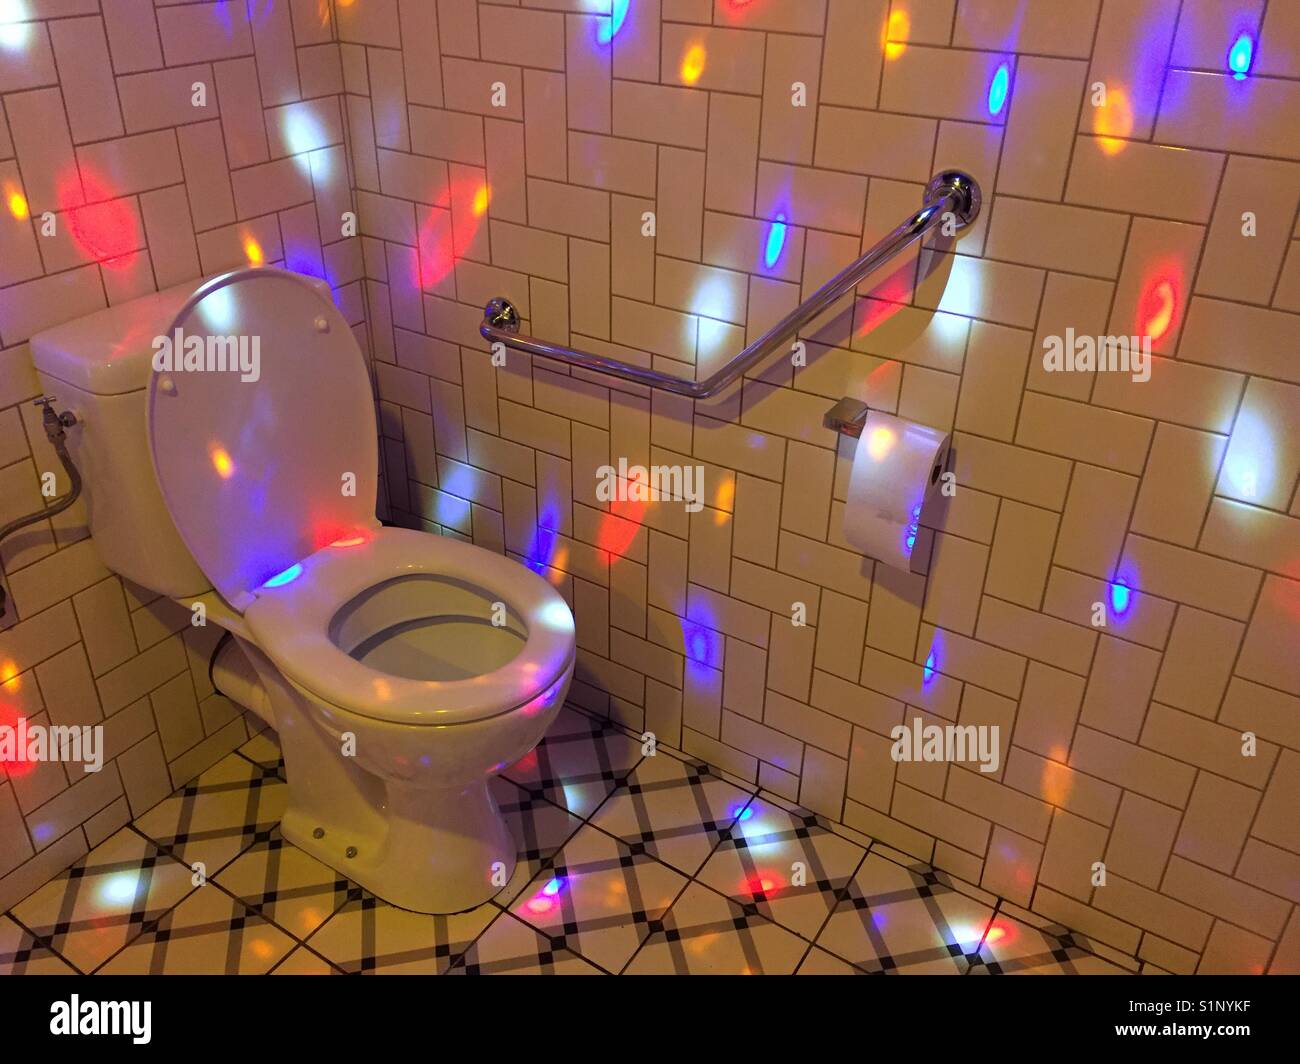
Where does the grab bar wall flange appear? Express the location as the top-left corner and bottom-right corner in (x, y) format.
(480, 169), (980, 399)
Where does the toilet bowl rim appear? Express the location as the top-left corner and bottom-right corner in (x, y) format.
(244, 527), (577, 726)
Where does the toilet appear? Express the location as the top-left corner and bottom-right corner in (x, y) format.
(29, 267), (576, 915)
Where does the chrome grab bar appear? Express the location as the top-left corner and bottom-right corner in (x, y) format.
(479, 170), (980, 399)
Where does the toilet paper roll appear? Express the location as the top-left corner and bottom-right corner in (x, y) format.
(842, 411), (951, 572)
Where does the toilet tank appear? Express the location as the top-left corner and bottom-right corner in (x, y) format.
(28, 273), (334, 600)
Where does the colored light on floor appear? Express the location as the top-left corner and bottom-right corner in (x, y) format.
(764, 215), (788, 268)
(681, 43), (707, 84)
(242, 234), (265, 265)
(1109, 580), (1131, 615)
(923, 649), (936, 684)
(471, 184), (491, 217)
(263, 563), (303, 588)
(596, 0), (629, 44)
(987, 63), (1011, 116)
(6, 187), (28, 219)
(98, 872), (141, 906)
(1228, 33), (1254, 79)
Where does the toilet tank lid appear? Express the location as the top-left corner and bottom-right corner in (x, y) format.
(29, 274), (332, 396)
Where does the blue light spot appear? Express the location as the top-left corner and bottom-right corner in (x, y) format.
(596, 0), (630, 44)
(542, 877), (564, 896)
(263, 563), (303, 588)
(903, 500), (922, 554)
(764, 214), (788, 268)
(987, 62), (1011, 116)
(1109, 580), (1131, 616)
(730, 804), (754, 822)
(1228, 33), (1254, 79)
(923, 649), (936, 685)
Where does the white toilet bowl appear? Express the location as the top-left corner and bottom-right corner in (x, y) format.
(242, 528), (574, 914)
(29, 267), (577, 914)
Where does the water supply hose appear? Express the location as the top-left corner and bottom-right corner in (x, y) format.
(0, 397), (83, 618)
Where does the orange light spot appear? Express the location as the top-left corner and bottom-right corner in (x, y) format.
(242, 234), (265, 265)
(0, 661), (17, 686)
(1041, 757), (1073, 807)
(867, 426), (896, 460)
(1093, 86), (1133, 156)
(5, 186), (28, 220)
(680, 44), (706, 85)
(209, 444), (235, 480)
(471, 184), (490, 217)
(548, 546), (569, 585)
(714, 478), (735, 514)
(330, 535), (367, 548)
(883, 9), (910, 60)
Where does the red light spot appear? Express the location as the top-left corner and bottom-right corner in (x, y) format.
(1139, 277), (1178, 342)
(0, 702), (34, 779)
(330, 535), (368, 548)
(58, 168), (141, 267)
(744, 872), (784, 897)
(598, 475), (647, 556)
(416, 206), (454, 290)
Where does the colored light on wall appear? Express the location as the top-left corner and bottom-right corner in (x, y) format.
(883, 10), (910, 60)
(1140, 278), (1177, 341)
(280, 108), (328, 177)
(57, 168), (141, 265)
(1109, 580), (1131, 615)
(471, 183), (491, 217)
(987, 63), (1011, 117)
(764, 215), (788, 268)
(1228, 33), (1254, 79)
(923, 648), (936, 684)
(596, 0), (630, 44)
(242, 234), (265, 265)
(681, 43), (707, 84)
(1093, 86), (1134, 155)
(263, 563), (303, 588)
(0, 0), (31, 50)
(5, 185), (28, 219)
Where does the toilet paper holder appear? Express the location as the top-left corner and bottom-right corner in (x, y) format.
(823, 397), (871, 438)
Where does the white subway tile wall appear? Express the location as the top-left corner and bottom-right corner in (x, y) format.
(1, 0), (1298, 975)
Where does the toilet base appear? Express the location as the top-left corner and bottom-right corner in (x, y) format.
(281, 779), (519, 915)
(237, 639), (526, 916)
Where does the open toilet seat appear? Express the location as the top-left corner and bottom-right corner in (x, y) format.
(243, 527), (575, 726)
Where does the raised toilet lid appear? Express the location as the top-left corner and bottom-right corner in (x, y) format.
(147, 268), (379, 611)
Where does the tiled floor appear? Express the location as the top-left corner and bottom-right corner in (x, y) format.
(0, 706), (1140, 975)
